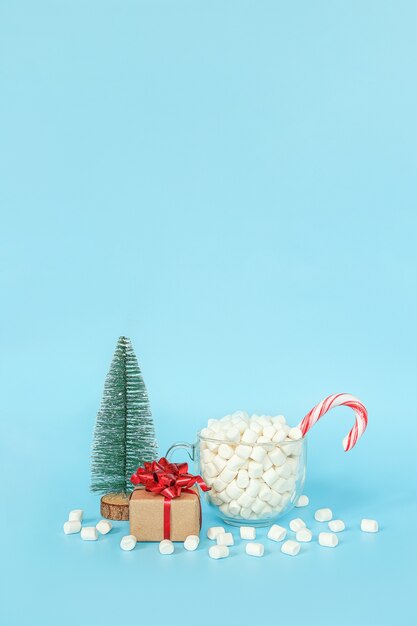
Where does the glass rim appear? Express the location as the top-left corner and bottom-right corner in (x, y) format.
(197, 431), (305, 447)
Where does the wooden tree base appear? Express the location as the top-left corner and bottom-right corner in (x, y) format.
(100, 492), (130, 520)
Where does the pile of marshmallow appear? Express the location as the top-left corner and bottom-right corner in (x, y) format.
(207, 496), (379, 559)
(200, 411), (304, 520)
(63, 510), (112, 540)
(63, 508), (200, 553)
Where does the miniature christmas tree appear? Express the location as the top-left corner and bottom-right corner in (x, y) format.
(91, 336), (158, 519)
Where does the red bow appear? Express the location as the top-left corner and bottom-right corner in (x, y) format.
(130, 458), (210, 540)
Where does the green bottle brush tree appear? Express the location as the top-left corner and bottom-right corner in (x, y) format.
(91, 336), (158, 520)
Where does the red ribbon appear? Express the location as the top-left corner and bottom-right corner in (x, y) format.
(131, 457), (210, 540)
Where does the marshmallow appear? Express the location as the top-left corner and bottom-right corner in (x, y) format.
(268, 491), (282, 507)
(315, 508), (333, 522)
(207, 526), (226, 540)
(251, 498), (267, 515)
(262, 425), (276, 440)
(361, 519), (379, 533)
(241, 428), (258, 444)
(120, 535), (137, 551)
(272, 415), (286, 425)
(68, 509), (83, 522)
(218, 466), (238, 484)
(276, 465), (291, 481)
(262, 456), (273, 471)
(246, 478), (261, 498)
(217, 489), (232, 503)
(267, 524), (286, 542)
(159, 539), (174, 555)
(80, 527), (98, 541)
(63, 520), (81, 534)
(227, 454), (246, 471)
(237, 491), (255, 508)
(225, 480), (244, 500)
(281, 540), (300, 556)
(328, 520), (345, 532)
(248, 461), (263, 478)
(236, 469), (250, 489)
(295, 496), (310, 508)
(263, 467), (279, 487)
(289, 518), (306, 532)
(217, 532), (234, 546)
(273, 477), (287, 493)
(203, 462), (218, 478)
(286, 457), (299, 473)
(318, 532), (338, 547)
(296, 528), (312, 542)
(246, 542), (264, 557)
(96, 520), (112, 535)
(258, 484), (273, 502)
(184, 535), (200, 551)
(240, 526), (256, 540)
(272, 429), (287, 443)
(235, 444), (252, 459)
(209, 545), (229, 559)
(202, 449), (215, 463)
(249, 446), (267, 464)
(288, 427), (302, 440)
(212, 478), (227, 492)
(250, 422), (263, 434)
(228, 500), (241, 516)
(219, 503), (230, 515)
(218, 443), (234, 459)
(268, 448), (286, 467)
(240, 506), (252, 519)
(226, 426), (240, 442)
(212, 454), (228, 472)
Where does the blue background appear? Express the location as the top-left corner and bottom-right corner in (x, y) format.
(1, 1), (416, 625)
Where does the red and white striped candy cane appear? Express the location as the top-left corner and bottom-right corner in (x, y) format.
(298, 393), (368, 452)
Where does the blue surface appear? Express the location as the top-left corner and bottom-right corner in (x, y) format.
(1, 2), (417, 625)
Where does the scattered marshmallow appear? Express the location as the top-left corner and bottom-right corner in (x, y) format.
(267, 524), (286, 542)
(159, 539), (174, 555)
(246, 542), (265, 557)
(240, 526), (256, 540)
(63, 520), (81, 534)
(96, 520), (112, 535)
(120, 535), (137, 551)
(184, 535), (200, 551)
(281, 540), (300, 556)
(217, 532), (234, 546)
(296, 528), (312, 542)
(361, 519), (379, 533)
(295, 495), (309, 507)
(209, 545), (229, 559)
(68, 509), (83, 522)
(289, 518), (306, 532)
(328, 520), (345, 533)
(80, 527), (98, 541)
(318, 532), (338, 548)
(315, 508), (333, 522)
(207, 526), (225, 540)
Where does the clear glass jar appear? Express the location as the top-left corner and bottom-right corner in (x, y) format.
(166, 432), (307, 527)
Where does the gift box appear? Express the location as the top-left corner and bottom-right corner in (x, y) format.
(129, 457), (209, 542)
(129, 486), (201, 542)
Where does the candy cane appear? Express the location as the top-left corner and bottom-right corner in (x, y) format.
(298, 393), (368, 452)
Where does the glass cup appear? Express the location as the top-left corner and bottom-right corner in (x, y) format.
(166, 431), (307, 527)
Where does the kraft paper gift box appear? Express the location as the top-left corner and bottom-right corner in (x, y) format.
(129, 486), (201, 542)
